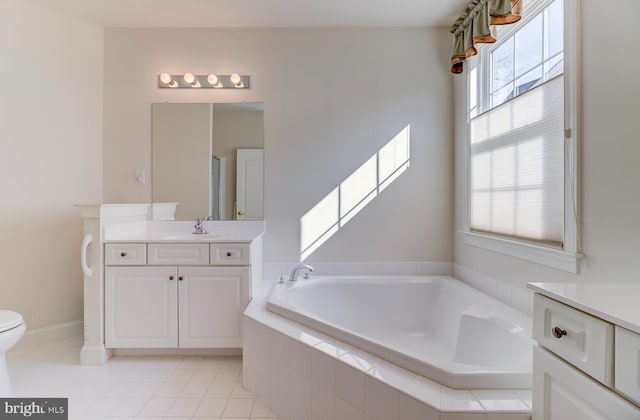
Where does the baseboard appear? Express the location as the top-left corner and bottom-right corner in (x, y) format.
(81, 345), (113, 365)
(114, 348), (242, 356)
(12, 319), (84, 351)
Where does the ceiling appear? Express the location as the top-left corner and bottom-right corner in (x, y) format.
(26, 0), (467, 28)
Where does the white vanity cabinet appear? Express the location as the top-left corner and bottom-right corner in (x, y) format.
(105, 243), (250, 349)
(106, 266), (178, 348)
(177, 266), (249, 348)
(529, 285), (640, 420)
(533, 346), (640, 420)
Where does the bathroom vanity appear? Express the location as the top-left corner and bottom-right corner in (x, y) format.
(78, 204), (264, 364)
(529, 282), (640, 419)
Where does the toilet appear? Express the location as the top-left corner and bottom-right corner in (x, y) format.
(0, 310), (25, 397)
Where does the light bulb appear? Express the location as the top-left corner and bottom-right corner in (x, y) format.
(230, 73), (241, 85)
(184, 73), (195, 84)
(160, 73), (172, 84)
(207, 74), (219, 85)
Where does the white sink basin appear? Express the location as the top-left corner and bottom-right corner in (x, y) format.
(160, 233), (220, 240)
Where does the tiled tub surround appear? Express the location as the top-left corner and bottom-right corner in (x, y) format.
(454, 264), (534, 317)
(243, 298), (532, 420)
(267, 276), (532, 389)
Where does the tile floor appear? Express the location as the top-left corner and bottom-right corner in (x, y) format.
(6, 336), (279, 419)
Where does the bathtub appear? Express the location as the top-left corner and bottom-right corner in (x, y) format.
(266, 275), (532, 389)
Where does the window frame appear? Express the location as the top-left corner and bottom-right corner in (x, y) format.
(461, 0), (581, 273)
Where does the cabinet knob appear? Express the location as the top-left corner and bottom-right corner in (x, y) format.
(238, 210), (245, 216)
(226, 252), (232, 257)
(178, 276), (184, 281)
(169, 275), (175, 281)
(552, 326), (567, 338)
(120, 252), (127, 257)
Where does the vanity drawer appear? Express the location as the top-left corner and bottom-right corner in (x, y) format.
(210, 243), (250, 265)
(615, 326), (640, 405)
(148, 243), (209, 265)
(105, 244), (147, 265)
(533, 293), (614, 386)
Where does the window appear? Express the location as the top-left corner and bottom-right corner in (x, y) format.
(463, 0), (580, 273)
(490, 0), (564, 109)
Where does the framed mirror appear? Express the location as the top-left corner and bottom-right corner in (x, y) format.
(152, 102), (264, 221)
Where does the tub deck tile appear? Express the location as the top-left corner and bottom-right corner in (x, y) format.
(440, 387), (485, 412)
(314, 338), (353, 358)
(339, 348), (382, 373)
(368, 361), (416, 389)
(400, 374), (442, 411)
(471, 390), (530, 413)
(513, 389), (532, 409)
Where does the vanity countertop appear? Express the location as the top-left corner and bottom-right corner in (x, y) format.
(103, 220), (265, 244)
(528, 282), (640, 335)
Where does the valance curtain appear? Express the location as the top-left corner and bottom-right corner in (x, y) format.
(450, 0), (523, 74)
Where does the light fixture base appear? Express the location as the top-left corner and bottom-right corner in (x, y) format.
(158, 74), (251, 89)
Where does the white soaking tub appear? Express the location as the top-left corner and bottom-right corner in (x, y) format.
(266, 275), (532, 389)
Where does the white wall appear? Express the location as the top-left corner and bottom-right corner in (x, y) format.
(454, 0), (640, 288)
(0, 1), (103, 329)
(103, 28), (453, 263)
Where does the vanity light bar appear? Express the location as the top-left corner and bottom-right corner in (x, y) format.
(158, 73), (251, 89)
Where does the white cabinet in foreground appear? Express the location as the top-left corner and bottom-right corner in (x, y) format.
(533, 345), (640, 419)
(530, 289), (640, 420)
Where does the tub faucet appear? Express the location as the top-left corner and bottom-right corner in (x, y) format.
(289, 264), (313, 282)
(193, 218), (208, 234)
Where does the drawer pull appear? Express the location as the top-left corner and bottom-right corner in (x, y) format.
(169, 275), (175, 281)
(552, 326), (567, 338)
(178, 276), (184, 281)
(226, 252), (232, 257)
(120, 252), (127, 257)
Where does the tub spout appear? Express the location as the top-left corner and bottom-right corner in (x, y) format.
(289, 264), (313, 282)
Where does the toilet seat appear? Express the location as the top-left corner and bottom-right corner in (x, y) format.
(0, 310), (23, 333)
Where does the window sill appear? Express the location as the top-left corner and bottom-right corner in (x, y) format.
(461, 231), (580, 274)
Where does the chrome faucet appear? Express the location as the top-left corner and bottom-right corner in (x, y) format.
(193, 218), (208, 234)
(289, 264), (313, 282)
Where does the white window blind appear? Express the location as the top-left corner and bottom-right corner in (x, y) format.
(469, 75), (564, 246)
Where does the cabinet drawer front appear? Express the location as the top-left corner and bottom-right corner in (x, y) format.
(148, 243), (209, 265)
(210, 243), (250, 265)
(533, 293), (614, 386)
(105, 244), (147, 265)
(615, 326), (640, 406)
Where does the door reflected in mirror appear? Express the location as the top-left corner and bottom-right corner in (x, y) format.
(152, 103), (264, 221)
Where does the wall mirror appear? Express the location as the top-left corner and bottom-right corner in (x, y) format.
(152, 102), (264, 221)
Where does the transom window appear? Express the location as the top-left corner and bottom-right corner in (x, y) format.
(491, 0), (564, 109)
(470, 0), (564, 117)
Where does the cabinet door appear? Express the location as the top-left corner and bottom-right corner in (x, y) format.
(178, 266), (250, 348)
(105, 266), (178, 348)
(533, 346), (640, 420)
